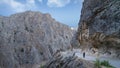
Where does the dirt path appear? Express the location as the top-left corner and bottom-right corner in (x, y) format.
(61, 49), (120, 68)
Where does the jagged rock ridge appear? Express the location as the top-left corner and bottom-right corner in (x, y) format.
(41, 53), (95, 68)
(0, 11), (73, 68)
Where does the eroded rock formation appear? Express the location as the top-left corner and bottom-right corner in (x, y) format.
(0, 11), (73, 68)
(41, 52), (95, 68)
(74, 0), (120, 58)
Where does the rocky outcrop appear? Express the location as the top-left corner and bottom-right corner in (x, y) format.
(41, 52), (95, 68)
(0, 11), (73, 68)
(74, 0), (120, 58)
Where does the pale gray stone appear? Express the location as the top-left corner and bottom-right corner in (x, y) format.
(0, 11), (73, 68)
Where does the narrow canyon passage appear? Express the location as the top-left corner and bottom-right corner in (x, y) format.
(60, 49), (120, 68)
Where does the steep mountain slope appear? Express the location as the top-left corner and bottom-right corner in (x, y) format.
(74, 0), (120, 58)
(0, 11), (73, 68)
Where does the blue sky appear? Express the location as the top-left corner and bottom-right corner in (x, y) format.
(0, 0), (83, 27)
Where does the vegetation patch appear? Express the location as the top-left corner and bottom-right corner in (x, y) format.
(94, 59), (115, 68)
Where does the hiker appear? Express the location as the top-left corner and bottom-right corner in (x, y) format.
(83, 52), (85, 58)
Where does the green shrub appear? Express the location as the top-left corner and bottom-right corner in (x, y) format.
(101, 60), (115, 68)
(94, 59), (115, 68)
(40, 65), (44, 68)
(94, 59), (101, 68)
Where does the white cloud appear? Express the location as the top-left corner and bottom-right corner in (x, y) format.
(0, 0), (39, 12)
(47, 0), (70, 7)
(0, 0), (83, 12)
(38, 0), (42, 3)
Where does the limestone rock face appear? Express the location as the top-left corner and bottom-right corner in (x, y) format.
(75, 0), (120, 58)
(79, 0), (120, 35)
(0, 11), (73, 68)
(42, 53), (95, 68)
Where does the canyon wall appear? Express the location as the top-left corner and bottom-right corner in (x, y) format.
(0, 11), (73, 68)
(75, 0), (120, 58)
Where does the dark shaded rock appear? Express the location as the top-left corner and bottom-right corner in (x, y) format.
(74, 0), (120, 58)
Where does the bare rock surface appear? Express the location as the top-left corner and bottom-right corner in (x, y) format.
(79, 0), (120, 35)
(42, 51), (95, 68)
(73, 0), (120, 58)
(60, 49), (120, 68)
(0, 11), (73, 68)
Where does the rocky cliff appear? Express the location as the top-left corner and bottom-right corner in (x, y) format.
(42, 53), (95, 68)
(75, 0), (120, 58)
(0, 11), (73, 68)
